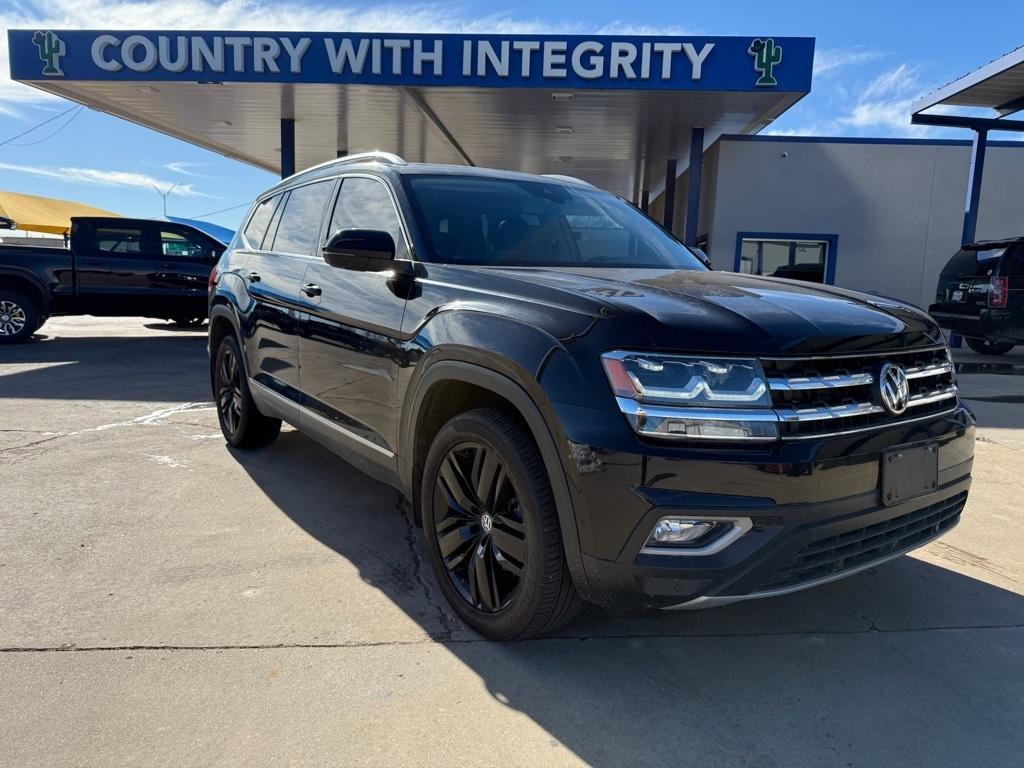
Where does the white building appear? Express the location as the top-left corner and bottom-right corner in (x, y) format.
(654, 135), (1024, 308)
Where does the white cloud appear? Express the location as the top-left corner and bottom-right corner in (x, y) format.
(0, 161), (215, 197)
(837, 64), (931, 136)
(813, 47), (881, 78)
(165, 161), (210, 178)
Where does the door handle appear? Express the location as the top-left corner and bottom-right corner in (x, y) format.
(246, 271), (262, 282)
(301, 282), (322, 297)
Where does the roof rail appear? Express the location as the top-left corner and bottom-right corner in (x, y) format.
(285, 151), (407, 179)
(334, 151), (407, 166)
(542, 173), (597, 188)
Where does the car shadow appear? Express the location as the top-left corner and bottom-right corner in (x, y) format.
(231, 429), (1024, 767)
(0, 334), (210, 402)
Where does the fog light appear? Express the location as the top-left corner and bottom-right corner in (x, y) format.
(650, 519), (722, 545)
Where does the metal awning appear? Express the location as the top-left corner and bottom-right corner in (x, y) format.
(911, 45), (1024, 247)
(913, 45), (1024, 116)
(8, 31), (814, 203)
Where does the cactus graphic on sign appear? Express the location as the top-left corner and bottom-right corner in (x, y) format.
(32, 31), (66, 76)
(748, 38), (782, 87)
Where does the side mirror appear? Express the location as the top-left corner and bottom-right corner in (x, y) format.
(322, 229), (396, 271)
(691, 247), (712, 268)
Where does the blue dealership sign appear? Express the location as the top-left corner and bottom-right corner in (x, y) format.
(9, 30), (814, 92)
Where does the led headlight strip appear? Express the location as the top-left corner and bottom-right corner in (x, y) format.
(601, 351), (778, 441)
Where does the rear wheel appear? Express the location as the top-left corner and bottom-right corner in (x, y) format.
(170, 316), (205, 328)
(965, 337), (1016, 355)
(212, 334), (281, 448)
(421, 408), (582, 640)
(0, 290), (41, 344)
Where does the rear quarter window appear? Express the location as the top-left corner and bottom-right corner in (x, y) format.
(270, 181), (335, 256)
(242, 196), (280, 250)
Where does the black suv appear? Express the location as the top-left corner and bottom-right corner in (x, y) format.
(929, 238), (1024, 355)
(209, 153), (975, 640)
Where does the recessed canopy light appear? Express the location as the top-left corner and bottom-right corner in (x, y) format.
(554, 126), (574, 135)
(136, 86), (160, 94)
(557, 155), (574, 163)
(551, 93), (574, 102)
(220, 120), (233, 127)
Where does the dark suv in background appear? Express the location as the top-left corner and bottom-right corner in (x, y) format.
(208, 153), (975, 640)
(929, 238), (1024, 355)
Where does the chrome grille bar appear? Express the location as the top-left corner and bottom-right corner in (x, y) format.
(774, 386), (957, 424)
(775, 402), (884, 422)
(768, 372), (873, 392)
(907, 386), (958, 408)
(905, 362), (953, 380)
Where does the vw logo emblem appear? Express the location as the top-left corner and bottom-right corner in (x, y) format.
(878, 363), (910, 415)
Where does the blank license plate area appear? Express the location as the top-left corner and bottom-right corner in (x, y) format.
(882, 443), (938, 506)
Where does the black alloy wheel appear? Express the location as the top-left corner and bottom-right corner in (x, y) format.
(217, 344), (244, 436)
(212, 334), (281, 448)
(433, 441), (528, 612)
(421, 408), (583, 640)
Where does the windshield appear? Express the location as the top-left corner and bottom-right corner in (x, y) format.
(402, 174), (706, 270)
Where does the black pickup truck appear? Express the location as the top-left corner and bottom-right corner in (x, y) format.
(0, 216), (225, 343)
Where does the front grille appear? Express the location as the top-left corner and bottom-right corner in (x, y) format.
(758, 492), (967, 591)
(763, 346), (957, 439)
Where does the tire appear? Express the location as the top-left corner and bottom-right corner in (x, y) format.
(965, 337), (1016, 355)
(212, 333), (281, 448)
(170, 316), (205, 328)
(421, 407), (583, 640)
(0, 290), (41, 344)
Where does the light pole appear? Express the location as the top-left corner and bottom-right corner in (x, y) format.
(149, 182), (179, 217)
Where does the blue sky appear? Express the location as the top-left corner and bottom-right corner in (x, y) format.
(2, 0), (1023, 230)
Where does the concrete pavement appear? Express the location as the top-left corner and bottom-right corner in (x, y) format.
(1, 317), (1022, 767)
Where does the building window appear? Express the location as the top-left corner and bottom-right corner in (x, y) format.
(737, 235), (833, 284)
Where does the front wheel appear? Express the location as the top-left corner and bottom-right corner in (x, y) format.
(212, 334), (281, 448)
(965, 337), (1016, 355)
(421, 408), (582, 640)
(0, 290), (41, 344)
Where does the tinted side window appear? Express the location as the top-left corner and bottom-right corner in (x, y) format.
(328, 177), (407, 258)
(96, 226), (144, 255)
(160, 229), (212, 259)
(242, 196), (279, 250)
(271, 181), (335, 256)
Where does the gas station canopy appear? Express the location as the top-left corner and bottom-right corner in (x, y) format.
(8, 30), (814, 205)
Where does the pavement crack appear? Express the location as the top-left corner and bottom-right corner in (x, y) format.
(395, 493), (461, 642)
(0, 623), (1022, 655)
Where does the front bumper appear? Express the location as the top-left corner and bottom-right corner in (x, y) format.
(553, 401), (976, 614)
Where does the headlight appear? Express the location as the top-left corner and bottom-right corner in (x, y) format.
(601, 351), (778, 441)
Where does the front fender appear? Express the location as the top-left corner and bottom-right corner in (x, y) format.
(400, 357), (594, 602)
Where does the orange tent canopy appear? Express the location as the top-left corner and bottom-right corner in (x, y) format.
(0, 190), (121, 236)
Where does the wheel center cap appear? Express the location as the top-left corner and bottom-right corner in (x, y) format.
(1, 315), (9, 322)
(480, 513), (494, 534)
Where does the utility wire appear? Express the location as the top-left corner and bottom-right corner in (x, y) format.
(0, 104), (84, 148)
(4, 106), (84, 147)
(188, 200), (253, 219)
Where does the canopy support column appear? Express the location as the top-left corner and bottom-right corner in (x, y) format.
(280, 118), (295, 179)
(684, 126), (705, 246)
(663, 158), (677, 232)
(961, 128), (987, 245)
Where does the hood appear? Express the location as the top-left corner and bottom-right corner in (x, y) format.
(477, 267), (943, 355)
